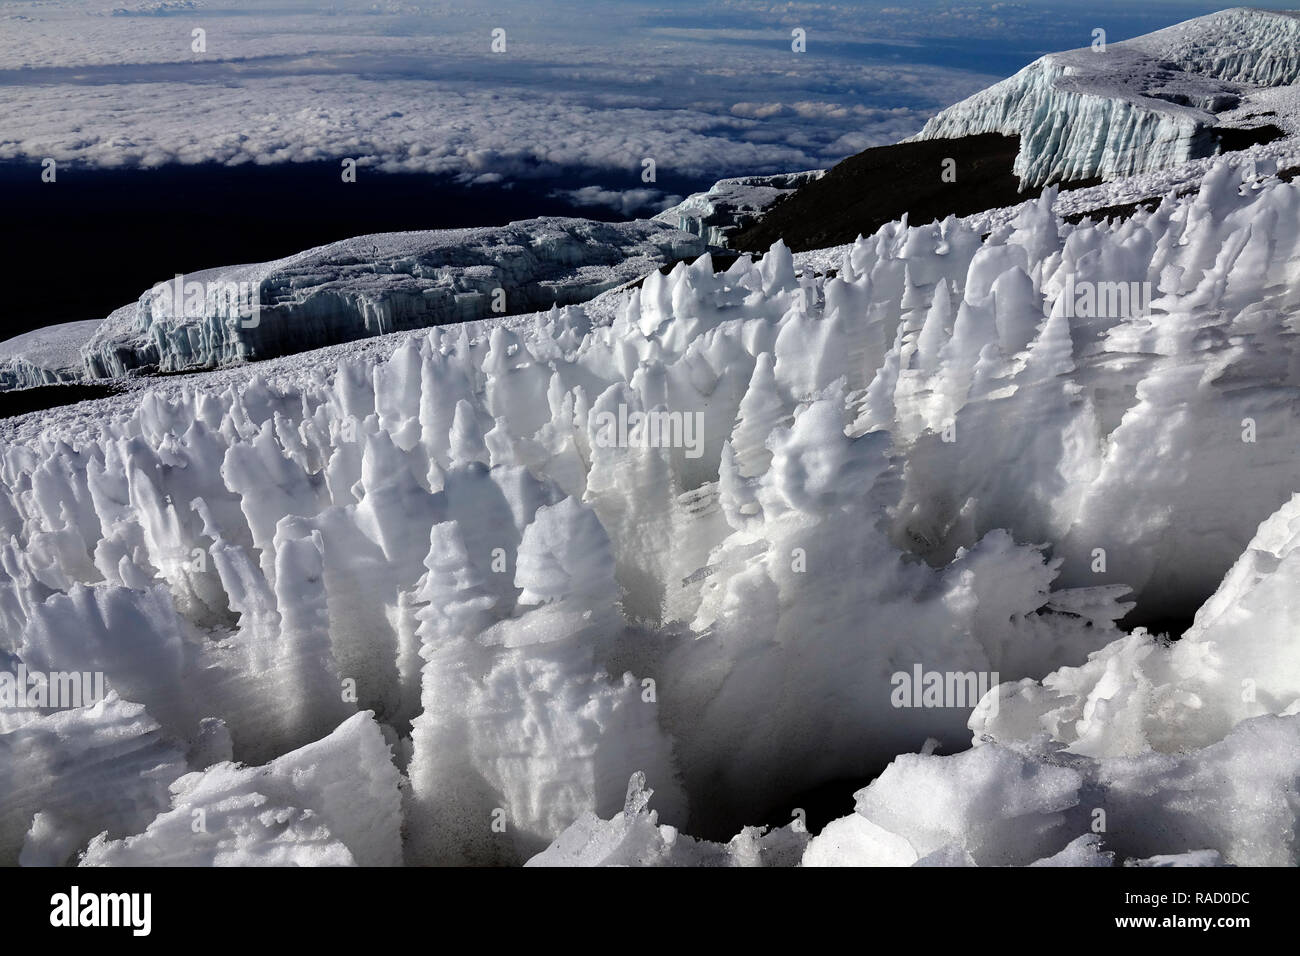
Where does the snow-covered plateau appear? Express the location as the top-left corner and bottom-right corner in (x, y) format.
(4, 153), (1300, 866)
(912, 8), (1300, 187)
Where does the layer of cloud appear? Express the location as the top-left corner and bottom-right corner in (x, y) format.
(0, 0), (997, 184)
(552, 186), (683, 216)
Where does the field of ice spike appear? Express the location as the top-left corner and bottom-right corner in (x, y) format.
(4, 161), (1300, 866)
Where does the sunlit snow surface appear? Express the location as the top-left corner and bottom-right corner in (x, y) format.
(3, 160), (1300, 866)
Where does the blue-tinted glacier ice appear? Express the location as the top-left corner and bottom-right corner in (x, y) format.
(912, 8), (1300, 187)
(0, 320), (103, 391)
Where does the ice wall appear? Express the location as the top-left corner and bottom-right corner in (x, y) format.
(1135, 8), (1300, 87)
(912, 8), (1300, 186)
(0, 320), (102, 390)
(79, 218), (704, 381)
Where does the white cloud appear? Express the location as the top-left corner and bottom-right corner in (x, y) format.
(730, 102), (790, 118)
(553, 186), (681, 215)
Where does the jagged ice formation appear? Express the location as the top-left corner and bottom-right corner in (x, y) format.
(3, 160), (1300, 865)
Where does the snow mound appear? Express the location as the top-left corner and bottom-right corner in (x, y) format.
(525, 772), (808, 866)
(913, 8), (1300, 186)
(81, 712), (402, 866)
(803, 711), (1300, 866)
(1, 693), (186, 867)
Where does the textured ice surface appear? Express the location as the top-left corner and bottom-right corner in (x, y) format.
(913, 8), (1300, 187)
(583, 486), (1300, 870)
(1, 693), (186, 867)
(76, 217), (703, 382)
(795, 482), (1300, 867)
(526, 772), (808, 866)
(80, 712), (402, 866)
(3, 157), (1300, 865)
(802, 709), (1300, 867)
(654, 171), (824, 247)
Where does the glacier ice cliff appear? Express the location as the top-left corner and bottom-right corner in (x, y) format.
(2, 160), (1300, 865)
(75, 217), (703, 382)
(912, 8), (1300, 187)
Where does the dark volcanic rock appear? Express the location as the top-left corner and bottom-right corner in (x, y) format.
(730, 133), (1101, 253)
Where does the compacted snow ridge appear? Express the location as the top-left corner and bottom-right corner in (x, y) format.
(3, 157), (1300, 866)
(912, 8), (1300, 188)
